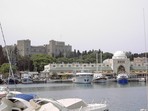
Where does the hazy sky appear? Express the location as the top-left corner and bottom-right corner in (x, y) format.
(0, 0), (148, 53)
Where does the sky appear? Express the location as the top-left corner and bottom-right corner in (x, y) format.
(0, 0), (148, 54)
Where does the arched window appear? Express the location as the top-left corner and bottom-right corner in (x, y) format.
(117, 65), (126, 73)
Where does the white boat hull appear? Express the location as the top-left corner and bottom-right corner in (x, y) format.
(0, 96), (109, 111)
(93, 73), (107, 83)
(93, 78), (107, 83)
(21, 78), (33, 84)
(72, 72), (93, 84)
(73, 76), (93, 84)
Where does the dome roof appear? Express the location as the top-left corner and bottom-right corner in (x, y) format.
(112, 51), (127, 59)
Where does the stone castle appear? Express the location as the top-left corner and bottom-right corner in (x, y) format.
(5, 39), (72, 57)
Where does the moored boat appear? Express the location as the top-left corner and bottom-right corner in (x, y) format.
(72, 72), (93, 84)
(21, 77), (33, 84)
(93, 73), (107, 83)
(6, 78), (19, 85)
(116, 73), (128, 84)
(0, 93), (109, 111)
(57, 98), (109, 111)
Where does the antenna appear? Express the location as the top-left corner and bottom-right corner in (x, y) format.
(143, 8), (147, 59)
(100, 51), (103, 73)
(143, 8), (148, 80)
(0, 22), (17, 89)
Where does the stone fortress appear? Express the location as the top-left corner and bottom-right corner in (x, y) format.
(3, 39), (72, 66)
(17, 39), (72, 57)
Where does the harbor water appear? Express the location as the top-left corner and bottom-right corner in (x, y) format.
(6, 82), (148, 111)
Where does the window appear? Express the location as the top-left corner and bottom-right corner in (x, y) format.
(118, 61), (125, 64)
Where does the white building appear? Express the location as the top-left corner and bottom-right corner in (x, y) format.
(41, 51), (148, 78)
(111, 51), (130, 74)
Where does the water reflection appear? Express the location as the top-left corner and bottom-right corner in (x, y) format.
(8, 81), (147, 92)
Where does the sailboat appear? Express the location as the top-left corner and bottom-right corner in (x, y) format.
(140, 8), (148, 111)
(93, 51), (107, 83)
(0, 23), (21, 96)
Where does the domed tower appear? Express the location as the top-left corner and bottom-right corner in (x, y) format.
(111, 51), (130, 74)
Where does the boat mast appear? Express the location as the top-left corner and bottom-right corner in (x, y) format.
(143, 8), (148, 76)
(96, 51), (99, 72)
(0, 22), (16, 89)
(143, 8), (148, 110)
(100, 51), (102, 73)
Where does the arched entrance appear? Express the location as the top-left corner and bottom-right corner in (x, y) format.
(117, 65), (126, 74)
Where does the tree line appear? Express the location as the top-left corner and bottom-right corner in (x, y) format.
(0, 45), (147, 77)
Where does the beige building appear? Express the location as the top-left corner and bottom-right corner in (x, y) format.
(42, 51), (148, 78)
(17, 39), (72, 57)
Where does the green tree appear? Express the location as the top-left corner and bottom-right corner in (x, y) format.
(103, 52), (113, 60)
(31, 54), (56, 72)
(0, 63), (17, 78)
(17, 56), (32, 71)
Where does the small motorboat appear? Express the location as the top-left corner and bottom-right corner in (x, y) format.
(0, 94), (109, 111)
(116, 73), (128, 84)
(21, 77), (33, 84)
(93, 73), (107, 83)
(57, 98), (109, 111)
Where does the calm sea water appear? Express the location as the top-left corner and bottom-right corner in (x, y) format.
(6, 82), (148, 111)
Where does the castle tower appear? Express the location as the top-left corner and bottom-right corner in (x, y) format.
(17, 39), (31, 56)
